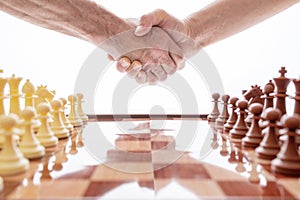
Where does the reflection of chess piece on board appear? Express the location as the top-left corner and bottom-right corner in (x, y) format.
(50, 100), (69, 139)
(220, 135), (229, 156)
(292, 79), (300, 115)
(19, 107), (45, 159)
(273, 67), (290, 115)
(76, 93), (88, 122)
(53, 149), (66, 171)
(36, 103), (58, 147)
(59, 98), (73, 131)
(242, 103), (264, 148)
(230, 100), (249, 142)
(235, 151), (246, 173)
(255, 108), (281, 160)
(216, 94), (230, 132)
(224, 97), (239, 133)
(271, 115), (300, 176)
(40, 155), (53, 180)
(8, 74), (22, 115)
(0, 70), (7, 115)
(67, 95), (83, 127)
(69, 130), (78, 155)
(207, 93), (220, 122)
(0, 114), (29, 175)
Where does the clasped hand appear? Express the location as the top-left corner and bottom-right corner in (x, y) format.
(104, 9), (201, 84)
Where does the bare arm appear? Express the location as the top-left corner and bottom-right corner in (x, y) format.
(184, 0), (300, 47)
(0, 0), (131, 45)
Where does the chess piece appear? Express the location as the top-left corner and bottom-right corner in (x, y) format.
(216, 94), (230, 132)
(273, 67), (290, 115)
(59, 98), (73, 131)
(224, 97), (239, 133)
(292, 79), (300, 115)
(76, 93), (88, 122)
(242, 103), (264, 148)
(0, 114), (29, 175)
(7, 74), (22, 115)
(19, 107), (45, 159)
(263, 80), (275, 110)
(271, 115), (300, 176)
(67, 95), (83, 127)
(255, 108), (281, 160)
(50, 100), (69, 139)
(0, 70), (7, 115)
(230, 100), (249, 142)
(34, 85), (55, 109)
(22, 79), (35, 107)
(207, 93), (220, 122)
(36, 103), (58, 147)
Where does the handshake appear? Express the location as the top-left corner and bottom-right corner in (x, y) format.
(100, 9), (201, 84)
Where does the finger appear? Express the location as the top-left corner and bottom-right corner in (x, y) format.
(116, 57), (131, 73)
(150, 65), (167, 81)
(135, 70), (147, 84)
(159, 57), (177, 75)
(146, 71), (158, 83)
(126, 61), (142, 78)
(107, 54), (115, 61)
(170, 53), (185, 70)
(135, 9), (167, 36)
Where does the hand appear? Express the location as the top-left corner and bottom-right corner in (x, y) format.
(117, 9), (201, 83)
(103, 22), (184, 84)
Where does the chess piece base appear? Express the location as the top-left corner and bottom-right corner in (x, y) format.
(19, 144), (45, 159)
(0, 157), (29, 175)
(272, 158), (300, 176)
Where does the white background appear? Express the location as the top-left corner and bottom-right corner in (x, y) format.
(0, 0), (299, 114)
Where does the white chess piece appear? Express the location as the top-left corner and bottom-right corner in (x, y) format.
(76, 93), (88, 122)
(8, 74), (22, 115)
(50, 100), (69, 139)
(59, 98), (73, 131)
(0, 176), (3, 191)
(36, 103), (58, 147)
(19, 107), (45, 159)
(67, 95), (82, 127)
(0, 114), (29, 175)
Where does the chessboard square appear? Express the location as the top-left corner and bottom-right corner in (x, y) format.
(106, 150), (152, 162)
(278, 179), (300, 199)
(152, 150), (185, 164)
(7, 179), (90, 199)
(84, 180), (155, 198)
(91, 163), (154, 181)
(56, 166), (96, 179)
(115, 140), (151, 152)
(203, 163), (247, 181)
(153, 163), (210, 179)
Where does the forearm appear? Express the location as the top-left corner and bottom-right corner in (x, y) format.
(0, 0), (131, 45)
(185, 0), (300, 47)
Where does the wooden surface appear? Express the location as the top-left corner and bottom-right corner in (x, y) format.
(0, 117), (299, 199)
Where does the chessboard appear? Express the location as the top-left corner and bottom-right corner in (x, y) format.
(0, 115), (299, 199)
(0, 66), (300, 199)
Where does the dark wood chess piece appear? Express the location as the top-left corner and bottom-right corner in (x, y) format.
(292, 79), (300, 115)
(229, 100), (249, 143)
(224, 97), (239, 134)
(242, 103), (264, 148)
(255, 108), (281, 160)
(271, 115), (300, 176)
(273, 67), (290, 115)
(207, 93), (220, 122)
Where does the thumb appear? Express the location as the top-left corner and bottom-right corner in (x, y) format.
(135, 9), (167, 37)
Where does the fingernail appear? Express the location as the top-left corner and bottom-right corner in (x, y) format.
(119, 59), (130, 68)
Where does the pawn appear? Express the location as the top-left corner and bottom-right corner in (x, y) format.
(50, 100), (69, 139)
(76, 93), (88, 122)
(19, 107), (45, 159)
(36, 103), (58, 147)
(59, 98), (73, 131)
(229, 100), (249, 143)
(0, 114), (29, 175)
(67, 95), (83, 127)
(216, 94), (230, 132)
(255, 108), (281, 161)
(271, 115), (300, 176)
(224, 97), (239, 133)
(242, 103), (264, 148)
(207, 93), (220, 122)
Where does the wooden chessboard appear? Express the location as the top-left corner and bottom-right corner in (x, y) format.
(0, 116), (299, 199)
